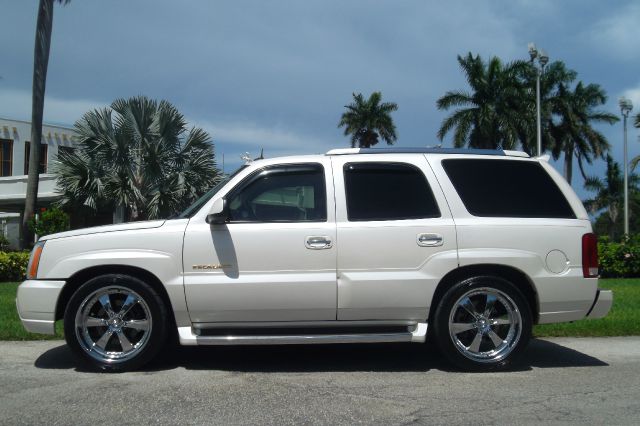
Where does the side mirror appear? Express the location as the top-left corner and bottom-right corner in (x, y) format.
(206, 198), (228, 224)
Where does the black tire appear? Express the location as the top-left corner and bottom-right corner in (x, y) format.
(63, 274), (168, 372)
(432, 275), (532, 372)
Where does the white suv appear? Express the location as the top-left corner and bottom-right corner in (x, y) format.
(17, 148), (612, 371)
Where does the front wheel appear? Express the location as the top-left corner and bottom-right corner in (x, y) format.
(63, 274), (168, 372)
(432, 276), (532, 372)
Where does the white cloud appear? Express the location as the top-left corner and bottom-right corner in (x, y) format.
(590, 2), (640, 60)
(195, 119), (334, 155)
(0, 88), (106, 126)
(0, 88), (332, 159)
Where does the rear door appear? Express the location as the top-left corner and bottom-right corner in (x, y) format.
(331, 154), (458, 321)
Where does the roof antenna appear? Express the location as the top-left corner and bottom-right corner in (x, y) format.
(254, 148), (264, 161)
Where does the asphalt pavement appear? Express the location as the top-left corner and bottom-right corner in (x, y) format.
(1, 337), (639, 425)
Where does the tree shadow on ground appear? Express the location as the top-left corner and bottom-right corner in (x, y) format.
(34, 338), (607, 373)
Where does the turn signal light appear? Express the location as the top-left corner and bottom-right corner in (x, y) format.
(26, 241), (45, 280)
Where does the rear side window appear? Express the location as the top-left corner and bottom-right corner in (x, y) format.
(344, 162), (440, 221)
(442, 159), (576, 218)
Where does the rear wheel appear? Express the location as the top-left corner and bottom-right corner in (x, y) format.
(63, 274), (168, 372)
(433, 276), (532, 371)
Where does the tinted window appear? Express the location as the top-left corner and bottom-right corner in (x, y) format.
(344, 162), (440, 221)
(24, 141), (48, 174)
(227, 164), (326, 222)
(442, 159), (576, 218)
(0, 139), (12, 177)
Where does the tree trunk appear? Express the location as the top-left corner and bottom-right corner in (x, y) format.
(563, 150), (573, 185)
(21, 0), (54, 249)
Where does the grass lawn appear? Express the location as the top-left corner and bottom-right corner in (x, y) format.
(534, 278), (640, 337)
(1, 279), (638, 340)
(0, 282), (63, 340)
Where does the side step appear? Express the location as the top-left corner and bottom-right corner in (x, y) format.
(178, 323), (428, 346)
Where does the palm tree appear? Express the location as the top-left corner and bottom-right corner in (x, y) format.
(548, 81), (618, 184)
(55, 96), (221, 222)
(584, 155), (638, 240)
(338, 92), (398, 148)
(22, 0), (70, 249)
(437, 54), (617, 181)
(437, 53), (531, 150)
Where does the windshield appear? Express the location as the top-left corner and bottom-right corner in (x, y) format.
(177, 165), (248, 219)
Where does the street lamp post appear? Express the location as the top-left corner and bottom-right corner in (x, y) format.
(619, 97), (633, 237)
(528, 43), (549, 157)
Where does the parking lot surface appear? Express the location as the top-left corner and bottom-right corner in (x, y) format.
(1, 337), (639, 425)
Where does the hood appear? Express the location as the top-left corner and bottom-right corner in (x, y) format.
(39, 220), (166, 241)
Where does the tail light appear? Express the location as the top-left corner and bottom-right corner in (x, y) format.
(582, 233), (599, 278)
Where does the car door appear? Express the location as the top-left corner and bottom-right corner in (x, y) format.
(183, 159), (337, 323)
(331, 154), (458, 321)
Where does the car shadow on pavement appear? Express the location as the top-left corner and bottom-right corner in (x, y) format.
(34, 338), (607, 373)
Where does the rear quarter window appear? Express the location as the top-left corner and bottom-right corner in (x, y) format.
(442, 159), (576, 219)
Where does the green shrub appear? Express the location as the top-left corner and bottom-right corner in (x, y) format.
(0, 251), (30, 282)
(598, 236), (640, 278)
(28, 207), (70, 238)
(0, 235), (10, 251)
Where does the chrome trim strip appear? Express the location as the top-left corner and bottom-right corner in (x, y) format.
(178, 323), (428, 346)
(192, 320), (418, 329)
(195, 333), (413, 345)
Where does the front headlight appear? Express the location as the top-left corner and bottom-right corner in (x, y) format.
(26, 240), (46, 280)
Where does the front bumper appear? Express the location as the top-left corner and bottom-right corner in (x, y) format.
(585, 289), (613, 319)
(16, 280), (66, 335)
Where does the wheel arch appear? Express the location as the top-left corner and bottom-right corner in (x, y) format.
(55, 265), (177, 330)
(429, 264), (539, 324)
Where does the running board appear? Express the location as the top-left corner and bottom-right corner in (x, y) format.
(177, 323), (428, 346)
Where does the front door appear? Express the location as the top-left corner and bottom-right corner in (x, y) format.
(183, 160), (337, 323)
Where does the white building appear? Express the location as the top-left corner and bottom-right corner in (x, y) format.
(0, 117), (79, 249)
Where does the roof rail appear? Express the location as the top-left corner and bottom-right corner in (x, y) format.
(325, 147), (519, 156)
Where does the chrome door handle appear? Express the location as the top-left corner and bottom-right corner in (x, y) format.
(417, 233), (443, 247)
(305, 236), (333, 250)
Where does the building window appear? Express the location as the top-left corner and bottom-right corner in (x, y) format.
(24, 142), (48, 174)
(0, 139), (13, 177)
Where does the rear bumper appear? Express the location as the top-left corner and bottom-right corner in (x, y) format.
(16, 280), (66, 335)
(586, 289), (613, 319)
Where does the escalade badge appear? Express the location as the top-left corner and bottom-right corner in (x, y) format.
(192, 264), (231, 270)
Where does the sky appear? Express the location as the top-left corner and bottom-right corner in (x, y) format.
(1, 0), (639, 197)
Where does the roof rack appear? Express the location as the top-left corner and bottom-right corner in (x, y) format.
(325, 147), (529, 157)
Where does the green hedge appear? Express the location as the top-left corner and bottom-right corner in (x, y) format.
(0, 251), (30, 282)
(599, 237), (640, 278)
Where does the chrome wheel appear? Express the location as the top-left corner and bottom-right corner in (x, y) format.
(448, 287), (522, 363)
(75, 286), (153, 364)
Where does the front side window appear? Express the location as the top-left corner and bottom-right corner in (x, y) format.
(227, 164), (327, 222)
(344, 162), (440, 221)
